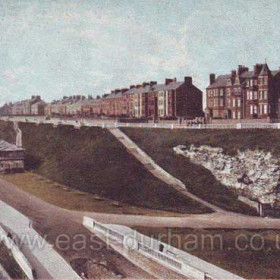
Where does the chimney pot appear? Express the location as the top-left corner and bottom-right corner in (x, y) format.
(165, 78), (173, 85)
(184, 76), (192, 85)
(210, 73), (216, 85)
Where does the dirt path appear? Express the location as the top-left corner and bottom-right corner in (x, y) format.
(85, 210), (280, 229)
(0, 178), (152, 279)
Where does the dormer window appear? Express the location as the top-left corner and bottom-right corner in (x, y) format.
(227, 78), (232, 86)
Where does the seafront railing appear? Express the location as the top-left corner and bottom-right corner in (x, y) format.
(1, 116), (280, 130)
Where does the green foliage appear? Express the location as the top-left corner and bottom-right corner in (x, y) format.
(0, 121), (16, 143)
(121, 128), (279, 215)
(12, 122), (209, 214)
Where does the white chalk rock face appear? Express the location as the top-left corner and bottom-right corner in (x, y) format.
(174, 145), (280, 205)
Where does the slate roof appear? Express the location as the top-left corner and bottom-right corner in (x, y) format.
(259, 63), (271, 76)
(207, 67), (280, 89)
(124, 81), (184, 95)
(0, 140), (23, 151)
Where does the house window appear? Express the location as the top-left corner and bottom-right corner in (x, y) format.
(250, 105), (254, 115)
(237, 99), (241, 107)
(263, 91), (267, 100)
(227, 99), (230, 107)
(259, 105), (263, 114)
(264, 104), (267, 114)
(237, 111), (241, 119)
(232, 111), (236, 119)
(253, 91), (258, 100)
(254, 105), (258, 114)
(232, 99), (236, 107)
(219, 99), (223, 106)
(247, 91), (253, 100)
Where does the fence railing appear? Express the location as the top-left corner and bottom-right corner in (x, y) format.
(83, 217), (243, 280)
(0, 226), (34, 279)
(2, 116), (280, 130)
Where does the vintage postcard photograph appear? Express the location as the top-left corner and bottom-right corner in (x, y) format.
(0, 0), (280, 279)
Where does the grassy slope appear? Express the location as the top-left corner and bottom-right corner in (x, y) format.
(136, 226), (280, 279)
(0, 121), (209, 214)
(120, 128), (278, 215)
(0, 121), (16, 143)
(1, 172), (190, 216)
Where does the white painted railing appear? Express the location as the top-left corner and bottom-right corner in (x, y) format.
(83, 217), (244, 280)
(1, 116), (280, 130)
(0, 226), (34, 279)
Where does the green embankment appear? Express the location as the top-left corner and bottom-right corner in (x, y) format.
(136, 226), (280, 279)
(121, 128), (278, 215)
(0, 121), (209, 214)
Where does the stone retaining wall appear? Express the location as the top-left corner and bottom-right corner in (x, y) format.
(174, 145), (280, 205)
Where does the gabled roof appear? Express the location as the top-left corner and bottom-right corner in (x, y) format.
(0, 140), (23, 151)
(207, 66), (280, 89)
(259, 63), (271, 76)
(207, 75), (231, 89)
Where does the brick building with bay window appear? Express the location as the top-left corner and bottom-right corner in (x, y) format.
(206, 63), (280, 121)
(77, 76), (203, 120)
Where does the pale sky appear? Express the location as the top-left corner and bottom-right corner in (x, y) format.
(1, 0), (280, 105)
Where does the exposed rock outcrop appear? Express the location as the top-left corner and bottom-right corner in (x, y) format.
(174, 145), (280, 205)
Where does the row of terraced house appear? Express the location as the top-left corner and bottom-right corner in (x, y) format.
(1, 76), (204, 120)
(2, 63), (280, 122)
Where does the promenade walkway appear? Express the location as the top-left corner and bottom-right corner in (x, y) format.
(2, 116), (280, 130)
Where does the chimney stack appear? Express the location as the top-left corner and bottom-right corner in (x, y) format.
(165, 78), (173, 85)
(184, 76), (192, 85)
(130, 85), (135, 89)
(254, 64), (263, 75)
(238, 65), (248, 75)
(210, 73), (216, 85)
(150, 81), (157, 86)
